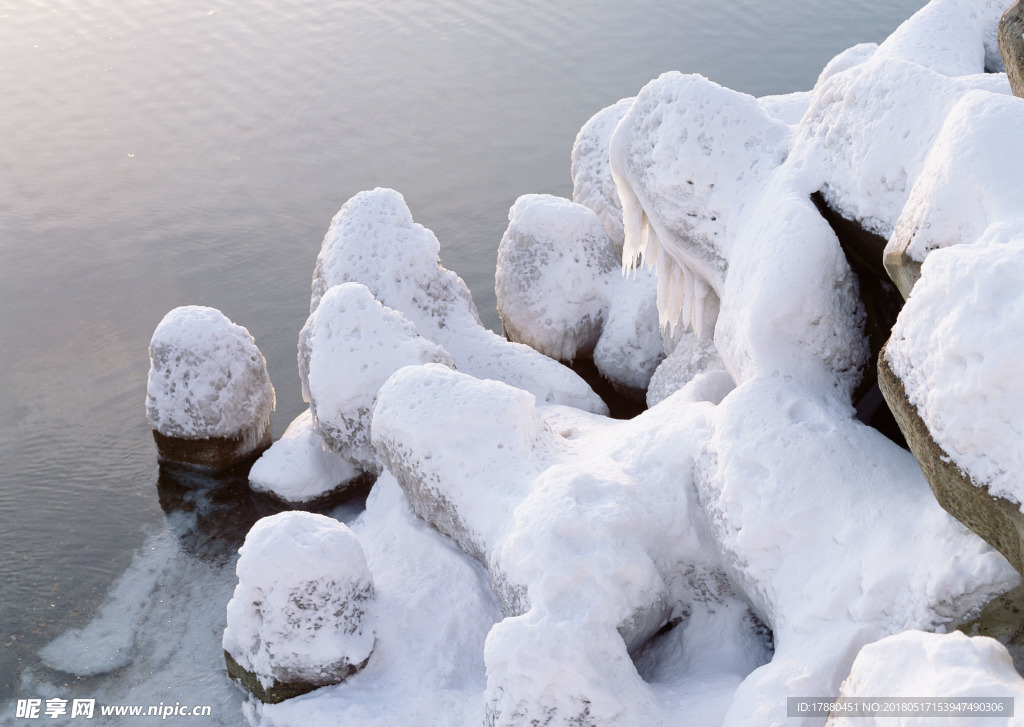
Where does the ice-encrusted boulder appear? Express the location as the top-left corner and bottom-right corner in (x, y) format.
(299, 282), (454, 475)
(495, 194), (665, 398)
(146, 305), (275, 470)
(248, 408), (372, 509)
(610, 72), (790, 335)
(223, 512), (375, 703)
(828, 631), (1024, 726)
(311, 188), (607, 415)
(645, 330), (725, 408)
(570, 97), (634, 250)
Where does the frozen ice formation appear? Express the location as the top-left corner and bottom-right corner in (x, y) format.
(830, 631), (1024, 726)
(610, 72), (791, 336)
(223, 511), (375, 703)
(310, 187), (607, 415)
(299, 281), (454, 474)
(146, 305), (275, 469)
(494, 194), (665, 396)
(248, 408), (367, 507)
(570, 96), (634, 250)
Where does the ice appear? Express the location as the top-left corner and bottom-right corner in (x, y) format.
(146, 306), (275, 446)
(310, 188), (607, 415)
(248, 409), (362, 506)
(298, 282), (454, 473)
(571, 97), (634, 251)
(645, 332), (726, 408)
(830, 631), (1024, 727)
(609, 72), (790, 335)
(223, 512), (375, 691)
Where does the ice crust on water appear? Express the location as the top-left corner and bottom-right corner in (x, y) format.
(830, 631), (1024, 727)
(248, 408), (361, 505)
(146, 305), (275, 443)
(310, 188), (607, 415)
(223, 512), (375, 689)
(299, 282), (454, 472)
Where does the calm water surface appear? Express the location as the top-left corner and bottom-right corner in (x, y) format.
(1, 0), (926, 716)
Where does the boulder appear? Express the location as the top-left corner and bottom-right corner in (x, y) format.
(999, 0), (1024, 97)
(223, 512), (375, 703)
(146, 306), (275, 471)
(879, 350), (1024, 578)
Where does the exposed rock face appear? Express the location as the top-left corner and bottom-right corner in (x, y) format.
(146, 306), (275, 471)
(1000, 0), (1024, 97)
(223, 512), (375, 703)
(879, 349), (1024, 579)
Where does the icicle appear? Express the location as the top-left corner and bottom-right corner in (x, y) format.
(693, 276), (710, 338)
(680, 264), (694, 334)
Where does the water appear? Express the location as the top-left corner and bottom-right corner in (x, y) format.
(0, 0), (927, 717)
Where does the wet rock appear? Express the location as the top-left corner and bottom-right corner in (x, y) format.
(146, 306), (275, 471)
(223, 512), (375, 703)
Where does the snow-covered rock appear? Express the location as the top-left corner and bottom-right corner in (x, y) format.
(646, 331), (726, 408)
(299, 282), (454, 474)
(311, 188), (607, 415)
(610, 72), (791, 335)
(571, 97), (634, 250)
(146, 305), (275, 470)
(248, 409), (369, 508)
(886, 90), (1024, 298)
(496, 194), (620, 362)
(372, 363), (776, 725)
(223, 512), (375, 703)
(495, 194), (665, 398)
(828, 631), (1024, 726)
(791, 54), (1009, 240)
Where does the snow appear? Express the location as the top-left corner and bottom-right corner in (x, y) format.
(248, 409), (362, 505)
(223, 512), (376, 689)
(495, 193), (666, 394)
(645, 332), (726, 408)
(299, 282), (454, 472)
(310, 188), (607, 415)
(495, 194), (619, 362)
(790, 53), (1009, 239)
(146, 305), (275, 445)
(887, 239), (1024, 508)
(831, 631), (1024, 726)
(571, 97), (634, 251)
(888, 90), (1024, 268)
